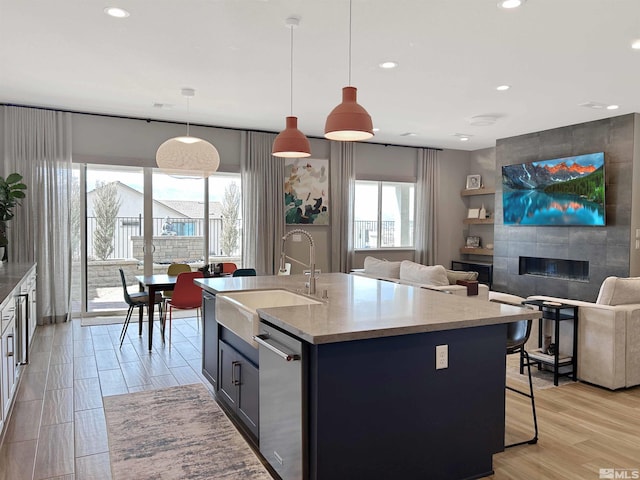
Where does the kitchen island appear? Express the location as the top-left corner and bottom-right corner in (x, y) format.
(196, 273), (540, 480)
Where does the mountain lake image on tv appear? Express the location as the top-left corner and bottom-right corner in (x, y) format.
(502, 152), (605, 226)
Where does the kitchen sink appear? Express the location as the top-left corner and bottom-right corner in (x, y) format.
(215, 289), (322, 347)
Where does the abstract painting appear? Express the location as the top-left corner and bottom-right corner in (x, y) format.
(284, 158), (329, 224)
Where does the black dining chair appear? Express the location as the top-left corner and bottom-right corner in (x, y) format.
(505, 318), (538, 448)
(118, 268), (164, 348)
(232, 268), (257, 277)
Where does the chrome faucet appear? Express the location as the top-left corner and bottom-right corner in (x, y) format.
(279, 229), (317, 295)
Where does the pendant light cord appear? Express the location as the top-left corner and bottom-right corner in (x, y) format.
(348, 0), (352, 86)
(186, 96), (191, 137)
(290, 24), (294, 116)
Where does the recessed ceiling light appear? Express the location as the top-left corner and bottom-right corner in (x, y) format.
(453, 133), (473, 141)
(607, 105), (620, 110)
(632, 39), (640, 50)
(496, 85), (511, 91)
(467, 115), (498, 126)
(104, 6), (130, 18)
(579, 101), (607, 110)
(379, 61), (398, 69)
(372, 128), (380, 132)
(498, 0), (525, 8)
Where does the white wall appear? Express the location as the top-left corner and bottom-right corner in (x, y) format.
(436, 149), (473, 267)
(2, 106), (478, 273)
(72, 113), (243, 171)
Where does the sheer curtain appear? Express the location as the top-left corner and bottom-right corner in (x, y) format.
(241, 131), (284, 275)
(414, 148), (439, 265)
(3, 106), (73, 324)
(330, 141), (355, 272)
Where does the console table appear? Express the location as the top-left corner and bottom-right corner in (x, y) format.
(522, 299), (578, 386)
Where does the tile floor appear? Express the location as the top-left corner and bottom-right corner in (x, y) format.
(0, 316), (210, 480)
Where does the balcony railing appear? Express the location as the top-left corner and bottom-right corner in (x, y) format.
(353, 220), (414, 249)
(80, 216), (241, 260)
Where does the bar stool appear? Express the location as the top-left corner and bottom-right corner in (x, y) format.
(505, 318), (539, 448)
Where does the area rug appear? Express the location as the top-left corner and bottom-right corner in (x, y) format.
(104, 384), (272, 480)
(506, 354), (573, 390)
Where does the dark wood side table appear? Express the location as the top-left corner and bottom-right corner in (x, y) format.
(522, 299), (578, 386)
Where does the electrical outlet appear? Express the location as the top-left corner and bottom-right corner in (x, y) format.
(436, 344), (448, 370)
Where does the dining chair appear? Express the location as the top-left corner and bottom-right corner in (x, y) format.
(232, 268), (257, 277)
(164, 271), (204, 348)
(220, 262), (238, 275)
(163, 263), (191, 302)
(118, 268), (164, 348)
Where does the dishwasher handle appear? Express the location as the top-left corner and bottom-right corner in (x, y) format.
(253, 334), (300, 362)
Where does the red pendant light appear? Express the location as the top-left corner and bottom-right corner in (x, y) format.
(272, 16), (311, 158)
(324, 0), (374, 141)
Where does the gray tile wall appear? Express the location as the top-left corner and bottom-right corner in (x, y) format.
(493, 114), (635, 301)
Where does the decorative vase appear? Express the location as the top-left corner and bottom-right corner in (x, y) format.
(479, 204), (486, 219)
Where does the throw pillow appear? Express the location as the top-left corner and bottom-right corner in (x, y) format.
(596, 276), (640, 305)
(445, 269), (479, 285)
(363, 256), (402, 279)
(399, 261), (449, 286)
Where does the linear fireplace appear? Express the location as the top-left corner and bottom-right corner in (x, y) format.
(519, 257), (589, 282)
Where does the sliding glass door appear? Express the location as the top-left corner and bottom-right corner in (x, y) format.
(70, 163), (243, 317)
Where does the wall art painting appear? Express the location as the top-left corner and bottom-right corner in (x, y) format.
(284, 158), (329, 225)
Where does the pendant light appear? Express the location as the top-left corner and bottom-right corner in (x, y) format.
(272, 16), (311, 158)
(156, 88), (220, 178)
(324, 0), (373, 141)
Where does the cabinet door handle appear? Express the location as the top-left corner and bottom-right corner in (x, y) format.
(231, 360), (241, 386)
(7, 333), (14, 357)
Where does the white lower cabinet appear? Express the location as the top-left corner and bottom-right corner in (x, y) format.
(0, 264), (37, 437)
(1, 319), (16, 421)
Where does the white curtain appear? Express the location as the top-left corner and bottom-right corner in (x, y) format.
(414, 148), (439, 265)
(330, 141), (355, 272)
(241, 131), (285, 275)
(3, 106), (73, 324)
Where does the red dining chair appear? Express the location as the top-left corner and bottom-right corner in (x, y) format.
(164, 271), (204, 347)
(220, 262), (237, 275)
(163, 263), (191, 302)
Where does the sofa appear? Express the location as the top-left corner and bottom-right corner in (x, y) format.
(351, 256), (489, 300)
(525, 276), (640, 390)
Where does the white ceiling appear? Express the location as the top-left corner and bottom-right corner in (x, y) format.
(2, 0), (640, 151)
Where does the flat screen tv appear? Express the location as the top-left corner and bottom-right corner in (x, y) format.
(502, 152), (605, 226)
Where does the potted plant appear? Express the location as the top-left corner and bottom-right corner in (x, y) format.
(0, 173), (27, 259)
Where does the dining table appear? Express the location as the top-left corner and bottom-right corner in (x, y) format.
(135, 274), (177, 351)
(136, 271), (232, 350)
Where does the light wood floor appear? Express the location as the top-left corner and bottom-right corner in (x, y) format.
(1, 318), (639, 480)
(0, 316), (209, 480)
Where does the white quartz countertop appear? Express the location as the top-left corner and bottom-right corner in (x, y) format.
(0, 263), (36, 303)
(196, 273), (540, 344)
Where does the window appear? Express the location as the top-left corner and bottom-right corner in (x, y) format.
(70, 163), (243, 316)
(354, 180), (415, 249)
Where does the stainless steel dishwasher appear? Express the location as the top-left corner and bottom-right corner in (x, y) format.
(254, 322), (305, 480)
